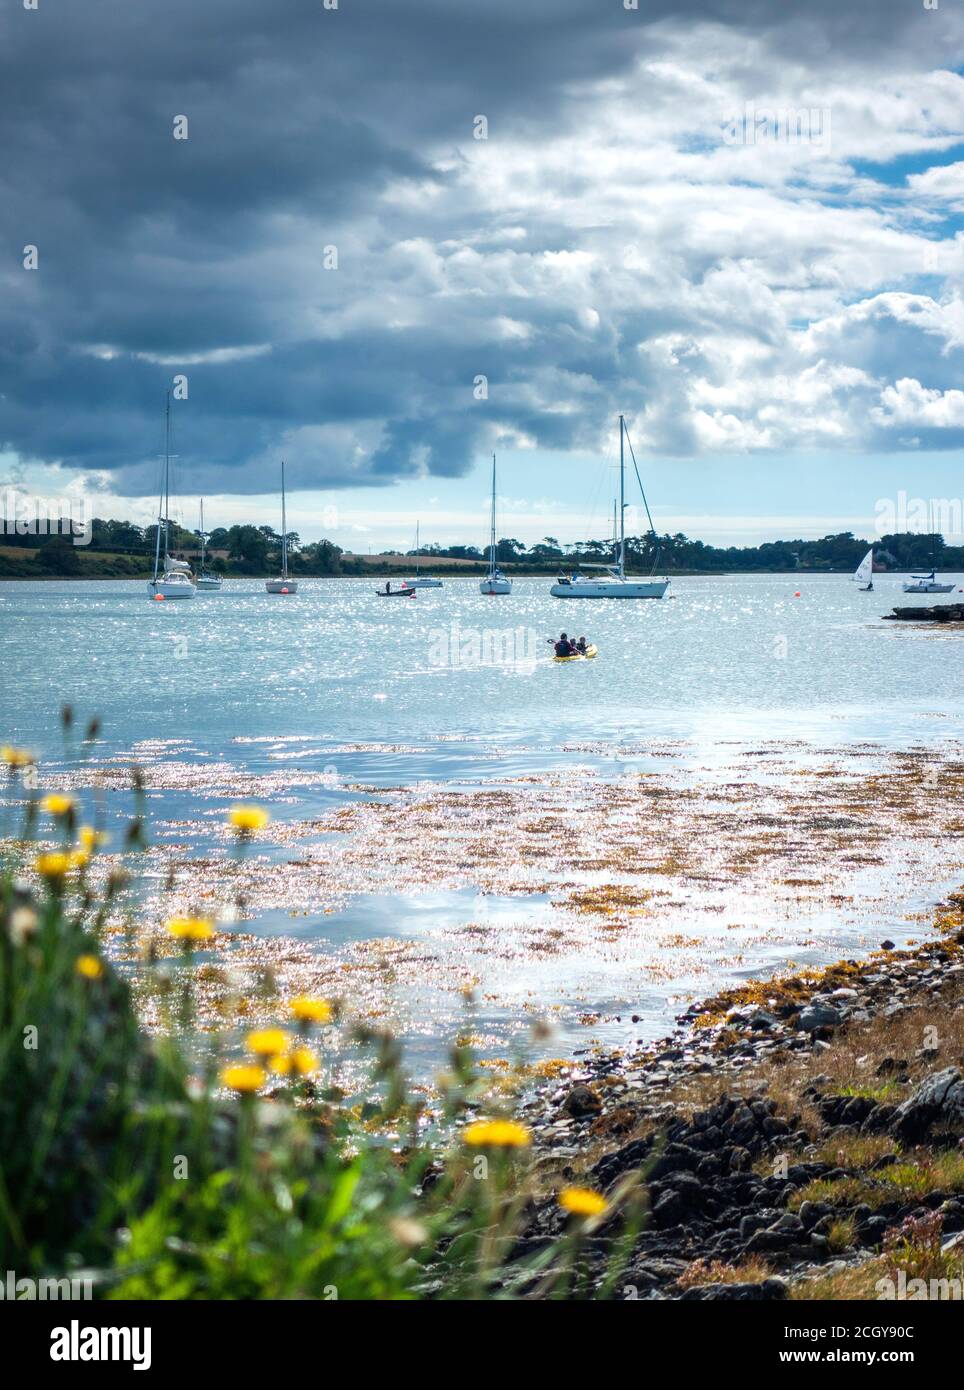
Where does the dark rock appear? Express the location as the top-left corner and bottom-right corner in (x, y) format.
(624, 1257), (688, 1289)
(745, 1228), (793, 1253)
(591, 1136), (653, 1189)
(562, 1084), (602, 1118)
(651, 1188), (687, 1227)
(798, 1200), (832, 1230)
(740, 1214), (768, 1239)
(876, 1057), (908, 1077)
(769, 1212), (804, 1236)
(799, 1003), (842, 1033)
(857, 1215), (889, 1246)
(890, 1067), (964, 1142)
(680, 1277), (787, 1301)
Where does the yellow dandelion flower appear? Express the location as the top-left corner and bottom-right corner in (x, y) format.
(268, 1054), (292, 1076)
(558, 1186), (608, 1217)
(34, 851), (70, 880)
(221, 1064), (266, 1093)
(228, 804), (269, 833)
(68, 849), (90, 871)
(78, 826), (108, 851)
(165, 917), (215, 942)
(462, 1119), (532, 1149)
(75, 954), (103, 980)
(246, 1028), (289, 1057)
(289, 1046), (318, 1076)
(1, 746), (34, 768)
(41, 793), (75, 816)
(290, 996), (332, 1024)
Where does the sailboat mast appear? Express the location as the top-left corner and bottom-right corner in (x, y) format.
(163, 392), (171, 563)
(152, 400), (164, 583)
(199, 498), (205, 571)
(280, 461), (288, 579)
(415, 522), (420, 579)
(618, 413), (626, 577)
(489, 454), (497, 574)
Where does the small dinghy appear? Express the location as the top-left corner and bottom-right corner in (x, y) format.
(376, 583), (416, 597)
(853, 547), (874, 592)
(553, 644), (598, 662)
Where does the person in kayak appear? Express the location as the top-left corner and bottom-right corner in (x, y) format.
(554, 632), (575, 656)
(575, 636), (588, 654)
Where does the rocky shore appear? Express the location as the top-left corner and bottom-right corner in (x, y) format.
(515, 891), (964, 1299)
(884, 603), (964, 622)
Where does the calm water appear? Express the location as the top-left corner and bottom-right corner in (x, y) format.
(3, 574), (963, 1073)
(3, 573), (963, 757)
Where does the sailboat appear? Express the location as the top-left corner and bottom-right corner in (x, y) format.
(480, 454), (511, 595)
(903, 570), (955, 595)
(147, 394), (195, 600)
(265, 460), (298, 594)
(853, 547), (874, 592)
(404, 523), (443, 588)
(195, 499), (222, 591)
(550, 415), (670, 599)
(902, 505), (954, 593)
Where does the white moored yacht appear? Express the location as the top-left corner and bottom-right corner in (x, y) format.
(265, 460), (298, 594)
(480, 454), (511, 595)
(148, 394), (195, 600)
(550, 415), (669, 600)
(902, 569), (955, 595)
(404, 524), (443, 589)
(901, 507), (956, 593)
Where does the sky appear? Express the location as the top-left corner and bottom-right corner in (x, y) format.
(2, 0), (964, 551)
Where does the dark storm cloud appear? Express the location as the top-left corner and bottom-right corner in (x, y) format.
(1, 0), (962, 494)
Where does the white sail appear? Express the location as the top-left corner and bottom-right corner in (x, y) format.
(854, 548), (874, 586)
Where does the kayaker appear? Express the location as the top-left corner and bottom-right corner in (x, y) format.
(575, 636), (588, 654)
(554, 632), (574, 657)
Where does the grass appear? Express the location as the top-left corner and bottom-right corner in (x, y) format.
(792, 1210), (964, 1300)
(676, 1256), (773, 1289)
(790, 1152), (964, 1213)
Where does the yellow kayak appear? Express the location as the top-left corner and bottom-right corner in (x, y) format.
(553, 644), (598, 662)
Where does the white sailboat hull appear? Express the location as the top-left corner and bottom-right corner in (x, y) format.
(265, 578), (297, 594)
(405, 577), (443, 589)
(551, 578), (670, 599)
(902, 580), (955, 594)
(480, 576), (512, 595)
(195, 575), (222, 591)
(148, 577), (195, 599)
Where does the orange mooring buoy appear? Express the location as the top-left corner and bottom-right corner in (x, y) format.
(153, 593), (165, 601)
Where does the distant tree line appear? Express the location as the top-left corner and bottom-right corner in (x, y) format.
(419, 529), (964, 573)
(2, 518), (962, 579)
